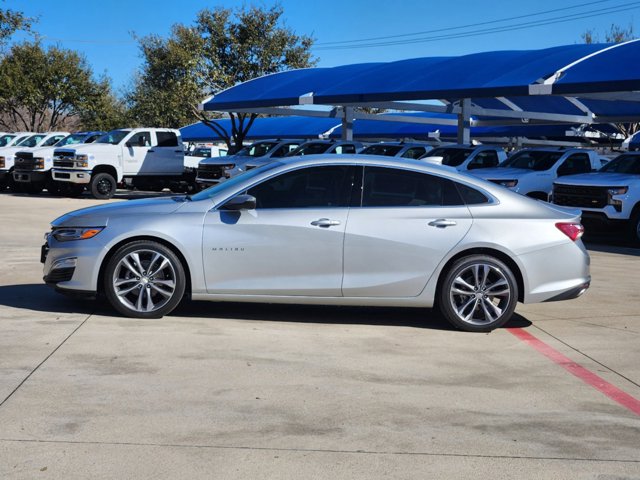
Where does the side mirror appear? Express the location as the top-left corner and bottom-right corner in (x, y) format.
(125, 142), (133, 148)
(220, 194), (256, 211)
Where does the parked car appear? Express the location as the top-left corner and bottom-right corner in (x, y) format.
(552, 152), (640, 243)
(196, 139), (303, 188)
(42, 155), (590, 332)
(419, 144), (507, 171)
(470, 147), (601, 201)
(359, 142), (432, 159)
(51, 128), (193, 199)
(0, 132), (68, 191)
(13, 131), (104, 194)
(244, 140), (364, 170)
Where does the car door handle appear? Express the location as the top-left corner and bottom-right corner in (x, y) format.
(428, 219), (457, 228)
(174, 150), (183, 153)
(148, 149), (155, 153)
(311, 218), (341, 228)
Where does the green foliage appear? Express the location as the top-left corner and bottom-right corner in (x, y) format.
(0, 42), (123, 131)
(0, 6), (32, 46)
(129, 4), (316, 149)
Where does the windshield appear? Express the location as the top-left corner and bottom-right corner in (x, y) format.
(190, 161), (284, 201)
(18, 134), (46, 148)
(0, 134), (15, 147)
(191, 147), (211, 157)
(95, 130), (129, 145)
(599, 154), (640, 174)
(56, 133), (89, 147)
(500, 150), (563, 171)
(425, 147), (472, 166)
(235, 141), (279, 157)
(287, 142), (330, 156)
(13, 135), (31, 146)
(360, 144), (402, 156)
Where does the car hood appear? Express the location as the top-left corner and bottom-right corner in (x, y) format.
(0, 146), (32, 156)
(20, 146), (56, 157)
(199, 155), (250, 166)
(554, 172), (640, 186)
(55, 143), (115, 155)
(51, 197), (187, 227)
(472, 167), (534, 179)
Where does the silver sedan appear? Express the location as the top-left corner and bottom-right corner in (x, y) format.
(42, 156), (590, 332)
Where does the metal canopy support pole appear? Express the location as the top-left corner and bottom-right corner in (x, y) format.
(342, 106), (354, 141)
(457, 98), (471, 144)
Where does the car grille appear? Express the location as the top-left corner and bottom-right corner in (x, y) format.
(553, 184), (610, 208)
(44, 267), (75, 284)
(53, 158), (75, 168)
(14, 152), (37, 171)
(197, 164), (234, 180)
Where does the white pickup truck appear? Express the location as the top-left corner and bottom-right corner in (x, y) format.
(470, 147), (602, 201)
(419, 144), (507, 171)
(552, 152), (640, 244)
(51, 128), (194, 199)
(13, 131), (104, 194)
(0, 132), (68, 190)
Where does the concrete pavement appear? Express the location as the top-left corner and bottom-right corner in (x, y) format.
(0, 192), (638, 479)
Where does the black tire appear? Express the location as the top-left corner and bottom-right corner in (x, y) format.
(104, 240), (186, 319)
(629, 208), (640, 245)
(438, 255), (518, 332)
(90, 172), (117, 199)
(47, 180), (62, 196)
(24, 182), (44, 194)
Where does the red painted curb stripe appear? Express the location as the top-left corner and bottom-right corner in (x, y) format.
(507, 328), (640, 416)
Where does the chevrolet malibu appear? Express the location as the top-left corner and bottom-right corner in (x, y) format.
(42, 156), (590, 332)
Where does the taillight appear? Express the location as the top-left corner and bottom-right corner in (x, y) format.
(556, 222), (584, 241)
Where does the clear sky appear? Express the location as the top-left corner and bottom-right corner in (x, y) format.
(6, 0), (639, 93)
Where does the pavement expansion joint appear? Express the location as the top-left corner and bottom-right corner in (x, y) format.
(1, 438), (639, 464)
(533, 325), (640, 390)
(0, 312), (94, 409)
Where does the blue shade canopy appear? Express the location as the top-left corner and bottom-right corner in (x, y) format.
(200, 41), (640, 126)
(180, 116), (340, 142)
(201, 42), (640, 111)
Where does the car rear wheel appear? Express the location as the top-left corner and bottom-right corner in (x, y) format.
(104, 241), (186, 318)
(438, 255), (518, 332)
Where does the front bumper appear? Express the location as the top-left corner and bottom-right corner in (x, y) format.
(52, 168), (91, 184)
(14, 170), (47, 183)
(41, 235), (101, 294)
(0, 169), (7, 181)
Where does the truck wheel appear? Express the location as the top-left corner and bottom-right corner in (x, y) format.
(25, 182), (44, 194)
(47, 181), (62, 196)
(438, 255), (518, 332)
(90, 172), (116, 199)
(104, 240), (186, 318)
(629, 209), (640, 245)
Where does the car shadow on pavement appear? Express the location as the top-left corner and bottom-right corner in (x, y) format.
(0, 284), (532, 331)
(0, 284), (101, 315)
(172, 300), (532, 331)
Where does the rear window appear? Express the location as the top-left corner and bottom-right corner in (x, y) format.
(157, 131), (179, 147)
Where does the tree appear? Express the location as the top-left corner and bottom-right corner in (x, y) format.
(581, 23), (638, 139)
(582, 23), (634, 44)
(0, 5), (32, 48)
(0, 42), (122, 131)
(77, 76), (130, 131)
(130, 4), (316, 151)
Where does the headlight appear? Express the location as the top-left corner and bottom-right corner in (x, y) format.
(0, 156), (4, 168)
(52, 227), (104, 242)
(608, 187), (628, 196)
(34, 157), (45, 169)
(498, 179), (518, 188)
(75, 154), (89, 168)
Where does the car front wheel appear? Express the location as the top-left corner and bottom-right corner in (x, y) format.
(104, 240), (186, 318)
(438, 255), (518, 332)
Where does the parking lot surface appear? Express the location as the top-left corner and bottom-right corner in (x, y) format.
(0, 192), (639, 479)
